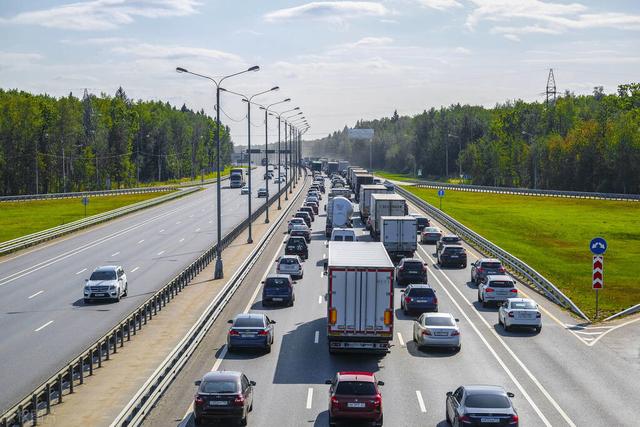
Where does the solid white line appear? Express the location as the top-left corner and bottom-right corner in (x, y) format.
(111, 252), (120, 257)
(397, 332), (405, 347)
(319, 295), (323, 304)
(131, 266), (139, 273)
(419, 245), (571, 426)
(573, 331), (603, 336)
(196, 228), (201, 232)
(35, 320), (53, 332)
(28, 290), (44, 299)
(314, 331), (319, 344)
(588, 317), (640, 346)
(179, 238), (185, 243)
(159, 229), (165, 233)
(76, 268), (87, 275)
(137, 239), (144, 244)
(415, 390), (427, 413)
(306, 387), (314, 409)
(176, 221), (181, 225)
(157, 250), (165, 256)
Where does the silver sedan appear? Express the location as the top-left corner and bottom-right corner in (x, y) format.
(498, 298), (542, 333)
(413, 312), (461, 351)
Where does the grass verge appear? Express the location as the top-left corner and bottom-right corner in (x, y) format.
(407, 186), (640, 319)
(0, 191), (172, 244)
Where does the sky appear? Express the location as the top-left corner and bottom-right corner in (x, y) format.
(1, 0), (639, 145)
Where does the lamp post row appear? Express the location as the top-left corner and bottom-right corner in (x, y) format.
(176, 65), (310, 279)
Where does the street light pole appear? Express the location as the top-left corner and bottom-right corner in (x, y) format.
(522, 131), (538, 189)
(176, 65), (260, 279)
(447, 133), (461, 181)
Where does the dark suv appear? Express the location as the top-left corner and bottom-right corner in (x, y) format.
(396, 258), (428, 286)
(285, 236), (308, 260)
(401, 284), (438, 314)
(410, 214), (431, 233)
(438, 245), (467, 268)
(471, 258), (506, 285)
(294, 211), (311, 227)
(262, 274), (295, 306)
(436, 234), (462, 257)
(326, 371), (384, 427)
(193, 371), (255, 426)
(299, 206), (315, 222)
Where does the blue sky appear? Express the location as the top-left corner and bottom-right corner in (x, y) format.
(1, 0), (639, 143)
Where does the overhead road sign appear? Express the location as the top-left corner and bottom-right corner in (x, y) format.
(348, 128), (374, 140)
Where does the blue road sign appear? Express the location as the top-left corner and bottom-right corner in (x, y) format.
(438, 189), (445, 197)
(590, 237), (607, 255)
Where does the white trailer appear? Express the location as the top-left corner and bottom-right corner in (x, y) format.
(325, 196), (354, 237)
(369, 193), (408, 239)
(359, 184), (390, 220)
(380, 216), (418, 260)
(327, 242), (395, 354)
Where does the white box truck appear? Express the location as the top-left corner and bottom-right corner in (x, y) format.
(369, 193), (408, 239)
(380, 216), (417, 260)
(359, 184), (390, 220)
(326, 242), (395, 354)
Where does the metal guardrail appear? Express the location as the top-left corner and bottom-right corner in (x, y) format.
(410, 180), (640, 201)
(0, 171), (306, 427)
(603, 303), (640, 322)
(0, 188), (198, 256)
(395, 186), (590, 321)
(0, 186), (178, 202)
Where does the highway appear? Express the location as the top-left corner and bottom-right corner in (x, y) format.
(142, 174), (639, 427)
(0, 166), (286, 412)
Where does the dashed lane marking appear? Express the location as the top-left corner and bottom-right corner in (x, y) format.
(397, 332), (405, 347)
(416, 390), (427, 413)
(111, 252), (120, 257)
(35, 320), (53, 332)
(306, 388), (314, 409)
(137, 239), (144, 244)
(131, 266), (139, 273)
(28, 290), (44, 299)
(157, 250), (165, 256)
(76, 268), (87, 275)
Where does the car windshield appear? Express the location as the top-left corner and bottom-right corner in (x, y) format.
(335, 381), (376, 396)
(482, 262), (502, 269)
(511, 301), (537, 309)
(444, 247), (465, 253)
(202, 380), (239, 394)
(265, 278), (289, 288)
(443, 236), (460, 242)
(90, 270), (116, 280)
(465, 393), (511, 409)
(403, 262), (423, 270)
(343, 235), (355, 241)
(233, 317), (264, 327)
(425, 316), (455, 326)
(489, 281), (513, 288)
(280, 258), (298, 265)
(425, 228), (439, 233)
(408, 288), (434, 297)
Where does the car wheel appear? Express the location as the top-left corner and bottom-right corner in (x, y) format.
(194, 415), (202, 426)
(504, 322), (510, 332)
(265, 343), (271, 353)
(462, 263), (467, 269)
(477, 292), (481, 302)
(83, 298), (90, 304)
(123, 283), (128, 297)
(535, 326), (542, 333)
(239, 412), (248, 426)
(328, 415), (337, 427)
(227, 344), (233, 353)
(376, 414), (384, 426)
(481, 299), (487, 308)
(115, 291), (121, 303)
(498, 316), (503, 326)
(446, 407), (451, 425)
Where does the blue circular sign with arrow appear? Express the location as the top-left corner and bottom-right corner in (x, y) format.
(438, 189), (445, 197)
(589, 237), (607, 255)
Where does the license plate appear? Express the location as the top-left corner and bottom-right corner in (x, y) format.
(450, 255), (459, 258)
(481, 418), (499, 423)
(417, 299), (428, 303)
(347, 402), (366, 408)
(272, 298), (283, 301)
(95, 293), (106, 297)
(434, 331), (448, 336)
(520, 313), (532, 318)
(241, 333), (255, 337)
(210, 401), (228, 406)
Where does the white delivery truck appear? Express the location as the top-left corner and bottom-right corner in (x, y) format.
(369, 193), (408, 239)
(359, 184), (391, 220)
(338, 160), (350, 173)
(326, 242), (395, 354)
(325, 196), (353, 237)
(380, 216), (418, 261)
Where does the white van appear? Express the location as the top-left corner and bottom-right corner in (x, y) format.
(330, 228), (357, 242)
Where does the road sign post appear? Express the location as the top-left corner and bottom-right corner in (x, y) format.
(437, 189), (445, 210)
(590, 237), (607, 318)
(81, 196), (89, 217)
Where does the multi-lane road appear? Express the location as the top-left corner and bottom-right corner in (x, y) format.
(0, 167), (286, 412)
(143, 174), (639, 427)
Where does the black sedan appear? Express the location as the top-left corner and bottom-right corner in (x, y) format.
(194, 371), (255, 426)
(446, 385), (518, 426)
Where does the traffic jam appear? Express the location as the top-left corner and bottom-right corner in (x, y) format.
(191, 160), (542, 426)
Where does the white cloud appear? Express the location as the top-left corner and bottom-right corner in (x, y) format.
(342, 36), (394, 49)
(466, 0), (640, 40)
(417, 0), (463, 11)
(111, 44), (244, 63)
(2, 0), (201, 31)
(264, 1), (389, 23)
(0, 51), (44, 63)
(454, 46), (471, 54)
(61, 37), (132, 45)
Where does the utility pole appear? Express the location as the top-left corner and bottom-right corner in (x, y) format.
(62, 146), (66, 192)
(546, 68), (557, 107)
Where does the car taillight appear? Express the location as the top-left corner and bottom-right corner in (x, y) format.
(405, 297), (412, 303)
(399, 266), (404, 272)
(373, 394), (382, 410)
(329, 308), (337, 325)
(477, 267), (483, 273)
(508, 311), (514, 318)
(510, 289), (518, 293)
(228, 330), (240, 336)
(233, 395), (245, 406)
(433, 297), (438, 304)
(194, 395), (204, 406)
(384, 309), (393, 325)
(258, 330), (269, 335)
(510, 414), (519, 423)
(422, 329), (432, 336)
(458, 415), (471, 422)
(536, 312), (541, 318)
(331, 396), (340, 408)
(486, 287), (494, 292)
(451, 330), (460, 336)
(499, 267), (506, 273)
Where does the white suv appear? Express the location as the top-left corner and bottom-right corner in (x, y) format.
(84, 265), (128, 303)
(478, 274), (517, 307)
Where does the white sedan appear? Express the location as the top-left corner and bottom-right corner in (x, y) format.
(412, 312), (461, 352)
(498, 298), (542, 333)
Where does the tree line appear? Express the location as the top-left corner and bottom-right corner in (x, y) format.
(305, 83), (640, 193)
(0, 88), (233, 195)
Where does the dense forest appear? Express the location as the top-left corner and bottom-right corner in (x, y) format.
(0, 88), (233, 195)
(305, 83), (640, 193)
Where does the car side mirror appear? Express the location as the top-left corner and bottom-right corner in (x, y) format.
(325, 379), (333, 385)
(400, 290), (405, 293)
(293, 281), (298, 284)
(270, 320), (276, 324)
(227, 320), (233, 324)
(85, 279), (89, 282)
(194, 380), (201, 386)
(250, 381), (256, 386)
(446, 391), (452, 397)
(377, 381), (385, 386)
(455, 318), (460, 322)
(507, 392), (515, 398)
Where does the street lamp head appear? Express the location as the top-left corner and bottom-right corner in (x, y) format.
(176, 67), (188, 73)
(284, 98), (291, 102)
(248, 65), (260, 72)
(270, 86), (279, 91)
(259, 106), (266, 110)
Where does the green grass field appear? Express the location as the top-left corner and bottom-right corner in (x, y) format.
(375, 171), (467, 185)
(408, 187), (640, 319)
(0, 191), (172, 244)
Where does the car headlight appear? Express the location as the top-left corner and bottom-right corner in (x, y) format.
(109, 285), (116, 290)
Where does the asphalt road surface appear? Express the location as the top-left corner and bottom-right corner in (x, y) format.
(0, 166), (294, 412)
(143, 175), (640, 427)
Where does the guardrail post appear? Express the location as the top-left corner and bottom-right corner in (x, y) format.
(17, 405), (23, 427)
(57, 374), (63, 403)
(45, 383), (51, 414)
(126, 319), (131, 341)
(68, 365), (74, 394)
(105, 338), (110, 360)
(143, 305), (148, 324)
(119, 324), (124, 347)
(88, 350), (93, 376)
(79, 357), (84, 385)
(112, 332), (117, 354)
(97, 344), (102, 367)
(31, 394), (38, 425)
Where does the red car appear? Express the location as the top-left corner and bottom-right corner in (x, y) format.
(325, 371), (384, 426)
